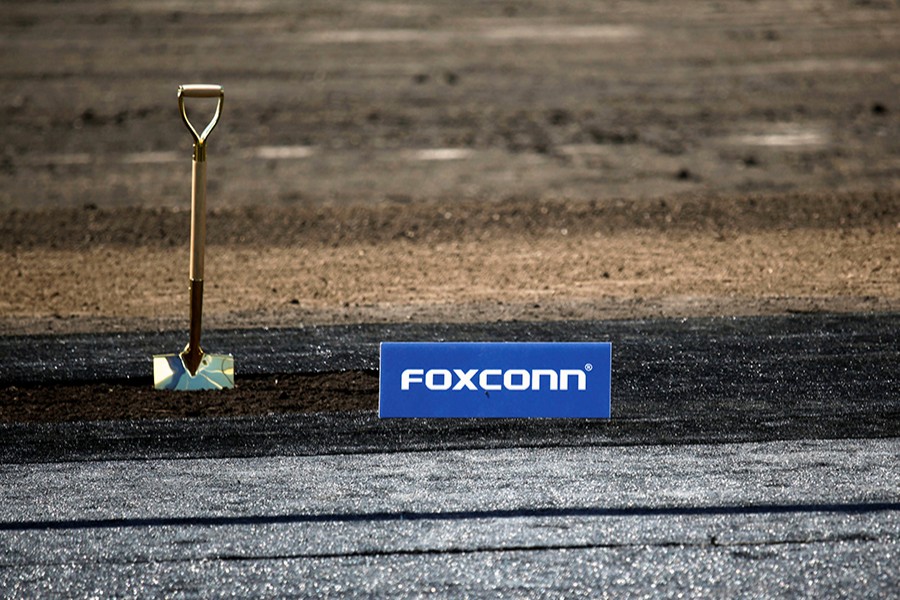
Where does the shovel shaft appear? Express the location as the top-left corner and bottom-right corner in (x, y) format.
(189, 157), (206, 280)
(183, 155), (206, 376)
(182, 278), (204, 375)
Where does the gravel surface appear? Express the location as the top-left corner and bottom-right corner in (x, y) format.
(1, 439), (898, 597)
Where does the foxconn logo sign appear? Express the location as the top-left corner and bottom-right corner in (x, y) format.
(401, 368), (588, 391)
(380, 342), (611, 418)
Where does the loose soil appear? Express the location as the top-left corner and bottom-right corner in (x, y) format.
(2, 191), (898, 337)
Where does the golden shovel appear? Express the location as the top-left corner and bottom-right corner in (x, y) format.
(153, 84), (234, 390)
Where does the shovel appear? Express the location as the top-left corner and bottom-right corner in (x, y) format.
(153, 84), (234, 391)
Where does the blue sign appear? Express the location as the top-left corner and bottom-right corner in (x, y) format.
(379, 342), (611, 418)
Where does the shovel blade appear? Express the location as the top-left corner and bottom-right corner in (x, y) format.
(153, 352), (234, 391)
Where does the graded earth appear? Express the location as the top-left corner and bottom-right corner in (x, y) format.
(1, 0), (898, 420)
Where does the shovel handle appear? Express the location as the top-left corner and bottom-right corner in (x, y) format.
(179, 84), (224, 98)
(178, 84), (224, 153)
(178, 84), (224, 367)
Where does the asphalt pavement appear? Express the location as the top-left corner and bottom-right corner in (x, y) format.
(1, 313), (898, 597)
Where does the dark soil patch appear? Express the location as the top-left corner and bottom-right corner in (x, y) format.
(0, 372), (378, 423)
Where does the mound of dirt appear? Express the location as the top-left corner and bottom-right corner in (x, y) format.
(1, 372), (377, 424)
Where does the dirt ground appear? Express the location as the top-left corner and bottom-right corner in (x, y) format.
(1, 1), (898, 421)
(1, 190), (898, 337)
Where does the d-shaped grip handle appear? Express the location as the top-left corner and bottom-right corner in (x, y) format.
(178, 84), (224, 151)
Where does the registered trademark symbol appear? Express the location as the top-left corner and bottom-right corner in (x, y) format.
(585, 363), (593, 371)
